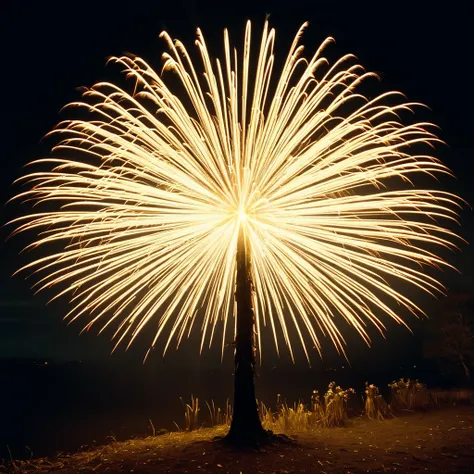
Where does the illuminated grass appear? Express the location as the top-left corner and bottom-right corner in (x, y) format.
(178, 383), (356, 433)
(388, 378), (429, 411)
(4, 406), (474, 473)
(364, 382), (391, 420)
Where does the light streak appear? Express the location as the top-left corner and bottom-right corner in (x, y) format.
(11, 21), (462, 362)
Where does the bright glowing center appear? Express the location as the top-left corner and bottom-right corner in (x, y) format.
(238, 208), (247, 222)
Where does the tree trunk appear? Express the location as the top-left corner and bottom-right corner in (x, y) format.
(226, 225), (266, 443)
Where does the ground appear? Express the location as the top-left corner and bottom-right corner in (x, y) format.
(2, 406), (474, 473)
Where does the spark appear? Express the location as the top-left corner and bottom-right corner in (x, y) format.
(238, 208), (247, 223)
(11, 21), (462, 362)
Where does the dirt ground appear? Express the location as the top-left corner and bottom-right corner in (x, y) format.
(3, 405), (474, 473)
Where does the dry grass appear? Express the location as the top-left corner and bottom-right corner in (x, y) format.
(257, 382), (355, 432)
(206, 399), (232, 427)
(429, 388), (474, 407)
(1, 427), (228, 473)
(323, 382), (355, 427)
(4, 378), (472, 473)
(388, 378), (429, 411)
(176, 381), (356, 435)
(364, 383), (392, 420)
(3, 407), (474, 473)
(176, 395), (200, 431)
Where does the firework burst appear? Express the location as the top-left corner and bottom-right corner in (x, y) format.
(11, 21), (462, 362)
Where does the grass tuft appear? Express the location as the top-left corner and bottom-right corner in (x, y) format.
(389, 378), (429, 411)
(177, 395), (200, 431)
(364, 382), (391, 420)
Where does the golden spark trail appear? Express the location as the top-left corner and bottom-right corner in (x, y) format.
(11, 21), (462, 362)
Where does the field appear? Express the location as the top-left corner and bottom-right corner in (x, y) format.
(3, 405), (473, 473)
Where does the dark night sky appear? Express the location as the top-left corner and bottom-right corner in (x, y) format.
(0, 0), (473, 368)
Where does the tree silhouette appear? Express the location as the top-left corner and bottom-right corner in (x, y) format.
(424, 292), (474, 383)
(11, 22), (461, 444)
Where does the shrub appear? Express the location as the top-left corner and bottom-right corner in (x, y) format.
(258, 382), (355, 432)
(364, 382), (390, 420)
(324, 381), (355, 427)
(388, 378), (429, 411)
